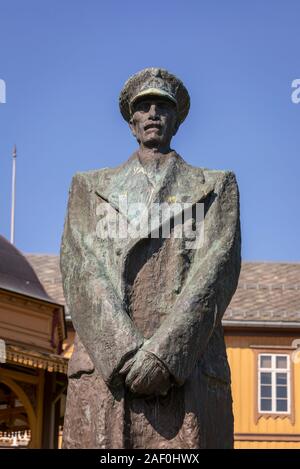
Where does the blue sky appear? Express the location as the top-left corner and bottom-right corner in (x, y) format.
(0, 0), (299, 260)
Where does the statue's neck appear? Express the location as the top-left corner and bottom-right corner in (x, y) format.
(137, 147), (175, 167)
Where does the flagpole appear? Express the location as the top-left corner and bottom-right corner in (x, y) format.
(10, 145), (17, 244)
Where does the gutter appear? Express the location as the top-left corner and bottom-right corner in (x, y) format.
(222, 320), (300, 329)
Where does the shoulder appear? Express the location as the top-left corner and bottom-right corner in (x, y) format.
(200, 169), (239, 199)
(72, 167), (111, 183)
(202, 168), (237, 185)
(69, 153), (138, 193)
(177, 155), (237, 186)
(69, 167), (115, 193)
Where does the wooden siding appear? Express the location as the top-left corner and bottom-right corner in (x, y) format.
(225, 330), (300, 449)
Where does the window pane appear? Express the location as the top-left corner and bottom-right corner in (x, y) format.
(261, 372), (271, 385)
(276, 373), (287, 385)
(261, 385), (272, 398)
(260, 355), (272, 368)
(276, 399), (287, 412)
(276, 356), (287, 369)
(261, 399), (272, 411)
(276, 386), (287, 398)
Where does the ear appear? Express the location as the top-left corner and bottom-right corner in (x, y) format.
(172, 120), (180, 136)
(129, 118), (137, 138)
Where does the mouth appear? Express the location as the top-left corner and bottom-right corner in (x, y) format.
(144, 123), (162, 131)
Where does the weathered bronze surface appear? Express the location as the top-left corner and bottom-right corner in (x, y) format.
(60, 68), (241, 449)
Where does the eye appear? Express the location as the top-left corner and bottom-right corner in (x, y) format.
(157, 101), (173, 112)
(134, 102), (150, 112)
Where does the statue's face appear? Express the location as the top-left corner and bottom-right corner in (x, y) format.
(129, 97), (179, 150)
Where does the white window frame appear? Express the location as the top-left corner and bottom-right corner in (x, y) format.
(258, 353), (290, 415)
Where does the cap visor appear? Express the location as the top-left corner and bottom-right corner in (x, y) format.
(130, 88), (177, 112)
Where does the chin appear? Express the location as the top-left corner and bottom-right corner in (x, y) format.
(143, 135), (164, 146)
(144, 140), (163, 149)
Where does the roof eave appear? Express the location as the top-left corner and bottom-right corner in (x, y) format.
(222, 319), (300, 330)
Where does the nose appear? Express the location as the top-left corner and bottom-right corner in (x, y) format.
(148, 103), (159, 119)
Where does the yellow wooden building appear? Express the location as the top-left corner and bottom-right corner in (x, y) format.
(224, 262), (300, 448)
(0, 237), (68, 448)
(3, 242), (300, 449)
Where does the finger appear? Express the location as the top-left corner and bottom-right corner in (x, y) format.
(128, 369), (153, 395)
(130, 370), (170, 397)
(130, 378), (147, 395)
(119, 357), (136, 376)
(125, 366), (140, 387)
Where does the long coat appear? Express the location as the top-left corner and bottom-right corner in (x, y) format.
(60, 151), (241, 449)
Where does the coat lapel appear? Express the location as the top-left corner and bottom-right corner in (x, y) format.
(95, 152), (214, 243)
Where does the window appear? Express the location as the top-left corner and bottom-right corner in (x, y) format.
(258, 354), (290, 414)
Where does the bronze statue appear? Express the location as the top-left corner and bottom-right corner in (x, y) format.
(60, 67), (241, 449)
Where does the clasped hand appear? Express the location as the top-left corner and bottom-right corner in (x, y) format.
(119, 350), (171, 397)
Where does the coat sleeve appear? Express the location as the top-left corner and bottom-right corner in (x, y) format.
(60, 173), (144, 387)
(142, 171), (241, 385)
